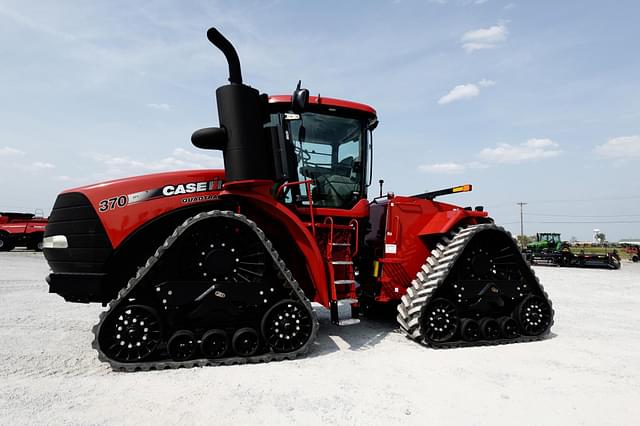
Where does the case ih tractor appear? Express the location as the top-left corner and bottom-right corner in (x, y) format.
(43, 28), (553, 370)
(0, 212), (47, 251)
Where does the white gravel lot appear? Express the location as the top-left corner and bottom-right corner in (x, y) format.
(1, 251), (639, 426)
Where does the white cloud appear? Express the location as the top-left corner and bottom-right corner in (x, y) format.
(594, 135), (640, 159)
(419, 162), (466, 174)
(31, 161), (55, 169)
(479, 138), (562, 163)
(0, 146), (25, 156)
(461, 24), (508, 52)
(438, 84), (480, 104)
(438, 79), (495, 104)
(146, 103), (171, 111)
(474, 0), (489, 4)
(87, 148), (224, 177)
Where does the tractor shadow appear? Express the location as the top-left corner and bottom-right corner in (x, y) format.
(306, 302), (559, 358)
(307, 302), (400, 358)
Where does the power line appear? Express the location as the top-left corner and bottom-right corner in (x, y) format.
(526, 212), (640, 218)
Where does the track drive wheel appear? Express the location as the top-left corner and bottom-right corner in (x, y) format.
(167, 330), (197, 361)
(98, 304), (163, 362)
(515, 295), (552, 336)
(420, 298), (459, 343)
(200, 329), (228, 359)
(261, 299), (314, 353)
(232, 328), (260, 357)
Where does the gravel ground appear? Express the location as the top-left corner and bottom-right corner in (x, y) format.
(1, 251), (639, 425)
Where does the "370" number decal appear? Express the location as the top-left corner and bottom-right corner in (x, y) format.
(98, 195), (128, 212)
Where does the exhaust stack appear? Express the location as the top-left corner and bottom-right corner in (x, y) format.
(192, 27), (272, 182)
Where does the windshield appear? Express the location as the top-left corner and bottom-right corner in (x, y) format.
(287, 113), (365, 208)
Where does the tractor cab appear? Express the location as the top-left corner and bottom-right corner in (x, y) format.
(266, 95), (377, 210)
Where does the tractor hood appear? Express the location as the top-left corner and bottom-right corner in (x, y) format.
(59, 169), (225, 248)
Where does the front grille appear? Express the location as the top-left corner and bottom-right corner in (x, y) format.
(44, 192), (112, 273)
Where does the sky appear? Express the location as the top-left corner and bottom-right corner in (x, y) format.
(1, 0), (639, 241)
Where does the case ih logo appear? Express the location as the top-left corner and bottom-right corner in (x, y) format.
(98, 180), (222, 212)
(162, 181), (218, 196)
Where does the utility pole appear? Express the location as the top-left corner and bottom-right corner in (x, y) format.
(517, 202), (528, 249)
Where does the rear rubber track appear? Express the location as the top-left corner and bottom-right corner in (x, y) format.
(91, 210), (319, 371)
(397, 223), (554, 348)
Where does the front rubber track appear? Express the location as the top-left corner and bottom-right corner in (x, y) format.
(91, 210), (319, 371)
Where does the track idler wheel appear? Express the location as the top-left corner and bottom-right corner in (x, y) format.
(200, 329), (228, 359)
(460, 319), (482, 342)
(261, 299), (313, 353)
(515, 295), (552, 336)
(232, 328), (260, 357)
(99, 304), (163, 363)
(479, 317), (500, 340)
(421, 298), (459, 343)
(498, 316), (520, 338)
(167, 330), (197, 361)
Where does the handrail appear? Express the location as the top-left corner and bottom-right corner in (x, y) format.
(276, 179), (316, 236)
(349, 218), (359, 257)
(323, 216), (337, 303)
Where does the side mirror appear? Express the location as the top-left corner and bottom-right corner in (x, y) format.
(291, 80), (309, 113)
(191, 127), (227, 150)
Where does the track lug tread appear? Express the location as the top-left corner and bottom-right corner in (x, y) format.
(396, 222), (554, 348)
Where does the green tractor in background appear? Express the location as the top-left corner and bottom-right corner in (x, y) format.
(526, 233), (570, 253)
(524, 232), (620, 269)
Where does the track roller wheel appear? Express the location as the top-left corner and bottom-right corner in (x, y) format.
(167, 330), (197, 361)
(479, 317), (500, 340)
(498, 316), (520, 338)
(420, 298), (459, 343)
(232, 328), (259, 357)
(261, 299), (313, 353)
(200, 329), (228, 359)
(515, 295), (552, 336)
(99, 304), (162, 362)
(460, 319), (481, 342)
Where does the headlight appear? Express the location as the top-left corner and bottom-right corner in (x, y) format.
(42, 235), (68, 249)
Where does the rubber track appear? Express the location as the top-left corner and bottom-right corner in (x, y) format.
(396, 223), (554, 348)
(91, 210), (319, 371)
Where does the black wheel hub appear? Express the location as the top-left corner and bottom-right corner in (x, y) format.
(421, 298), (459, 343)
(201, 329), (228, 358)
(499, 316), (520, 338)
(232, 328), (259, 357)
(471, 251), (492, 275)
(99, 305), (163, 363)
(205, 249), (235, 277)
(460, 319), (482, 342)
(167, 330), (197, 361)
(261, 300), (313, 353)
(479, 317), (500, 340)
(516, 295), (552, 336)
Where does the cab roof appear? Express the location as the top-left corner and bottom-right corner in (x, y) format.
(268, 95), (377, 117)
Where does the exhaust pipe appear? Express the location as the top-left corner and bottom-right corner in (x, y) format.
(192, 27), (272, 182)
(206, 28), (243, 84)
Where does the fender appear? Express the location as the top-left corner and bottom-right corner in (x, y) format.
(220, 181), (330, 307)
(418, 209), (489, 237)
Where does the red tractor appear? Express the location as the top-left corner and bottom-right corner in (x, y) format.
(0, 212), (47, 251)
(43, 28), (553, 370)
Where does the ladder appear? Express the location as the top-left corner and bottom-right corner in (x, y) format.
(320, 217), (359, 325)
